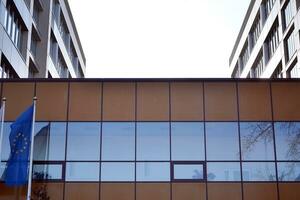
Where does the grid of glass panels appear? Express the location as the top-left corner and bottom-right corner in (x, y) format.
(1, 121), (299, 182)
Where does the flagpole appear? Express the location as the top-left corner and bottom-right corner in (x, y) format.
(26, 97), (37, 200)
(0, 97), (6, 169)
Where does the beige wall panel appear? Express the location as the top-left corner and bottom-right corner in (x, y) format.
(243, 183), (278, 200)
(64, 183), (99, 200)
(171, 82), (203, 121)
(103, 82), (135, 121)
(36, 82), (68, 121)
(172, 183), (206, 200)
(32, 183), (63, 200)
(2, 83), (34, 121)
(204, 82), (238, 121)
(137, 82), (169, 121)
(136, 183), (170, 200)
(207, 183), (242, 200)
(69, 82), (102, 121)
(101, 183), (134, 200)
(0, 184), (26, 200)
(238, 82), (272, 121)
(272, 82), (300, 120)
(279, 183), (300, 200)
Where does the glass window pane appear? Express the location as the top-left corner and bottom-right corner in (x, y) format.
(242, 162), (276, 181)
(171, 122), (205, 161)
(136, 162), (170, 181)
(274, 122), (300, 160)
(33, 164), (62, 180)
(173, 164), (204, 180)
(34, 122), (66, 161)
(240, 122), (275, 160)
(278, 162), (300, 181)
(1, 122), (12, 161)
(137, 123), (170, 161)
(102, 123), (135, 161)
(207, 162), (241, 181)
(206, 122), (240, 160)
(67, 123), (100, 161)
(0, 162), (5, 180)
(101, 162), (134, 181)
(66, 162), (99, 181)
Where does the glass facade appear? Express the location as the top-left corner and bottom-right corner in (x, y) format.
(0, 80), (300, 200)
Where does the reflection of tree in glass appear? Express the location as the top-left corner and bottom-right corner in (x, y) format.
(192, 169), (202, 179)
(278, 162), (300, 181)
(33, 172), (52, 180)
(278, 122), (300, 160)
(241, 122), (273, 159)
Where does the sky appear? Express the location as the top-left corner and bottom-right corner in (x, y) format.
(69, 0), (250, 78)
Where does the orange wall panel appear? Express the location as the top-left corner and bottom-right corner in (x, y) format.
(136, 183), (170, 200)
(101, 183), (134, 200)
(172, 183), (206, 200)
(243, 183), (278, 200)
(0, 183), (26, 200)
(64, 183), (99, 200)
(279, 183), (300, 200)
(207, 183), (242, 200)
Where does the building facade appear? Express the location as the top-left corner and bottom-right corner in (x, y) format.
(0, 0), (86, 78)
(229, 0), (300, 78)
(0, 79), (299, 200)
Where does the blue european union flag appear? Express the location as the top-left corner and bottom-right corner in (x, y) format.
(4, 105), (34, 186)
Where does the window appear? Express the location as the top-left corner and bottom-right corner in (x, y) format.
(207, 162), (241, 181)
(33, 164), (63, 180)
(0, 57), (18, 79)
(240, 122), (275, 160)
(137, 123), (170, 161)
(50, 33), (58, 65)
(67, 123), (101, 161)
(283, 0), (294, 30)
(136, 162), (170, 181)
(66, 162), (99, 181)
(264, 0), (276, 17)
(102, 123), (135, 161)
(242, 162), (276, 181)
(285, 29), (296, 61)
(250, 14), (261, 48)
(239, 42), (250, 72)
(171, 122), (205, 161)
(206, 122), (240, 160)
(251, 52), (264, 78)
(101, 162), (135, 181)
(33, 122), (66, 161)
(272, 63), (283, 78)
(266, 20), (280, 61)
(172, 162), (204, 181)
(289, 62), (300, 78)
(274, 122), (300, 160)
(277, 162), (300, 181)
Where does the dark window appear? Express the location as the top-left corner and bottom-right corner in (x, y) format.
(171, 122), (205, 161)
(137, 123), (170, 161)
(136, 162), (170, 181)
(67, 123), (101, 161)
(206, 122), (240, 160)
(33, 164), (63, 180)
(207, 162), (241, 181)
(240, 122), (275, 160)
(102, 123), (135, 161)
(101, 162), (135, 182)
(274, 122), (300, 161)
(33, 122), (66, 161)
(277, 162), (300, 181)
(65, 162), (99, 181)
(242, 162), (276, 181)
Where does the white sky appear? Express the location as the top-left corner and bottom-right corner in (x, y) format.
(69, 0), (250, 78)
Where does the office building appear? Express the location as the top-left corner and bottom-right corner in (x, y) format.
(0, 79), (299, 200)
(229, 0), (300, 78)
(0, 0), (86, 78)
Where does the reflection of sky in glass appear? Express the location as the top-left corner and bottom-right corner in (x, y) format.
(1, 123), (12, 160)
(34, 122), (66, 161)
(206, 122), (239, 160)
(102, 123), (135, 161)
(274, 122), (300, 161)
(67, 123), (100, 160)
(66, 162), (99, 181)
(33, 164), (62, 180)
(278, 162), (300, 181)
(137, 123), (170, 161)
(240, 122), (274, 161)
(242, 162), (276, 181)
(171, 123), (205, 161)
(207, 162), (241, 181)
(136, 162), (170, 181)
(0, 162), (5, 180)
(174, 164), (203, 180)
(101, 162), (134, 181)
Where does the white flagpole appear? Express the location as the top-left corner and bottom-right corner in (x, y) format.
(26, 97), (37, 200)
(0, 97), (6, 169)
